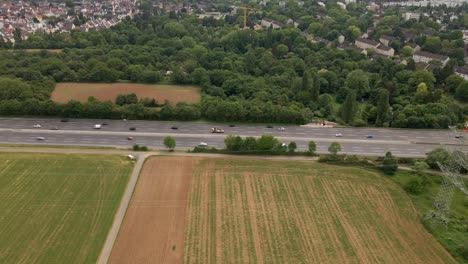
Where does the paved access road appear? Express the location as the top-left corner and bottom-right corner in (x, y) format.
(0, 117), (464, 157)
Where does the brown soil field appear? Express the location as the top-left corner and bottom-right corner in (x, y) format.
(183, 158), (456, 264)
(108, 156), (198, 264)
(51, 83), (201, 104)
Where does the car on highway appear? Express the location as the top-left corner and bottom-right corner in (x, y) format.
(335, 133), (343, 137)
(33, 124), (41, 128)
(211, 127), (225, 133)
(229, 124), (236, 127)
(50, 127), (59, 130)
(129, 127), (136, 131)
(60, 119), (69, 122)
(94, 124), (102, 129)
(266, 125), (274, 128)
(366, 135), (374, 138)
(455, 135), (464, 138)
(127, 137), (134, 140)
(36, 137), (45, 140)
(198, 142), (208, 147)
(171, 126), (178, 130)
(101, 122), (109, 126)
(277, 127), (285, 131)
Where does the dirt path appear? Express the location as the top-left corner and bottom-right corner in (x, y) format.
(96, 153), (148, 264)
(107, 156), (197, 264)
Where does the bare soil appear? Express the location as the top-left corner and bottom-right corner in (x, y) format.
(108, 156), (198, 264)
(51, 83), (201, 104)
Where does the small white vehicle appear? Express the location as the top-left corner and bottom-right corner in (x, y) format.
(36, 136), (45, 140)
(335, 133), (343, 137)
(127, 154), (136, 160)
(198, 142), (208, 147)
(93, 124), (102, 129)
(277, 127), (285, 131)
(33, 124), (41, 128)
(281, 143), (287, 148)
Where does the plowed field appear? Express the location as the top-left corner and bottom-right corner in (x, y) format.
(51, 83), (201, 104)
(184, 158), (456, 264)
(0, 153), (133, 264)
(108, 156), (197, 263)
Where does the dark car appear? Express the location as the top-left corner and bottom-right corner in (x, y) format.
(171, 126), (178, 130)
(129, 127), (136, 131)
(366, 135), (374, 138)
(229, 124), (236, 127)
(101, 122), (109, 126)
(50, 127), (59, 130)
(266, 125), (273, 128)
(60, 119), (69, 122)
(127, 137), (134, 140)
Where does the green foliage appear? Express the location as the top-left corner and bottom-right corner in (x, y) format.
(426, 148), (451, 169)
(132, 144), (148, 151)
(115, 93), (138, 106)
(405, 176), (424, 195)
(339, 90), (357, 124)
(308, 141), (317, 154)
(256, 135), (280, 151)
(413, 161), (430, 175)
(163, 136), (176, 151)
(288, 141), (297, 152)
(375, 89), (390, 127)
(456, 81), (468, 102)
(328, 142), (341, 155)
(382, 151), (398, 175)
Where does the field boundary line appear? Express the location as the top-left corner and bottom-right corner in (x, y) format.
(97, 153), (150, 264)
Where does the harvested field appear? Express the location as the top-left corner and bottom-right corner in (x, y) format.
(108, 156), (197, 264)
(51, 83), (201, 104)
(0, 153), (133, 264)
(184, 158), (456, 264)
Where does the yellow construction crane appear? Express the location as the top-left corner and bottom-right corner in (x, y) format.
(242, 6), (259, 29)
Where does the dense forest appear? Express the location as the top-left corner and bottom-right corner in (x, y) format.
(0, 1), (467, 127)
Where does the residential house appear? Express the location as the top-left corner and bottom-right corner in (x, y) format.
(260, 18), (284, 29)
(403, 12), (420, 21)
(355, 38), (380, 50)
(376, 45), (395, 56)
(413, 51), (450, 67)
(454, 67), (468, 80)
(405, 42), (421, 52)
(379, 35), (395, 46)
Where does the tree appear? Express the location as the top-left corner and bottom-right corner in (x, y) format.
(445, 74), (464, 94)
(308, 141), (317, 154)
(346, 70), (369, 98)
(256, 135), (280, 151)
(456, 81), (468, 102)
(339, 90), (357, 124)
(311, 74), (320, 102)
(328, 142), (341, 155)
(416, 82), (428, 94)
(426, 147), (451, 169)
(405, 177), (424, 195)
(413, 161), (429, 175)
(288, 141), (297, 152)
(163, 136), (176, 151)
(224, 135), (243, 151)
(401, 46), (414, 57)
(382, 151), (398, 175)
(375, 89), (390, 126)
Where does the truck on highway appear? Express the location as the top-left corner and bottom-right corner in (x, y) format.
(211, 127), (225, 133)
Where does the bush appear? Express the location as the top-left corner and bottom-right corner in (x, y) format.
(405, 177), (424, 195)
(164, 136), (176, 151)
(382, 151), (398, 175)
(132, 144), (149, 151)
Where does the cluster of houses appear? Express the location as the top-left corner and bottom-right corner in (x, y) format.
(0, 0), (138, 43)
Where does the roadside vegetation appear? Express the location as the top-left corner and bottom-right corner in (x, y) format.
(0, 153), (133, 263)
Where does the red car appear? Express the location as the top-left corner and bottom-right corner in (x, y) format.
(127, 137), (134, 140)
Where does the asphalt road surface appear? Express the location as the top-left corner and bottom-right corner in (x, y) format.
(0, 118), (465, 157)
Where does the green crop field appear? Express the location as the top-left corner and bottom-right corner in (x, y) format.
(0, 153), (133, 264)
(184, 158), (456, 263)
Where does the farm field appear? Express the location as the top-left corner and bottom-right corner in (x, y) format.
(51, 83), (201, 104)
(109, 156), (197, 263)
(184, 158), (456, 264)
(0, 153), (133, 264)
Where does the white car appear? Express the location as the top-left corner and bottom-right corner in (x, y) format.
(277, 127), (285, 131)
(93, 124), (102, 129)
(36, 136), (45, 140)
(127, 154), (136, 160)
(335, 133), (343, 137)
(33, 124), (41, 128)
(198, 142), (208, 147)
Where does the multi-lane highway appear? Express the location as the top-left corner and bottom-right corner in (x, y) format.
(0, 118), (464, 157)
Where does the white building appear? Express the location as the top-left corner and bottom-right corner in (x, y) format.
(454, 67), (468, 80)
(403, 12), (421, 21)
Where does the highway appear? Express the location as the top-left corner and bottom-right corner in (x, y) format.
(0, 118), (464, 157)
